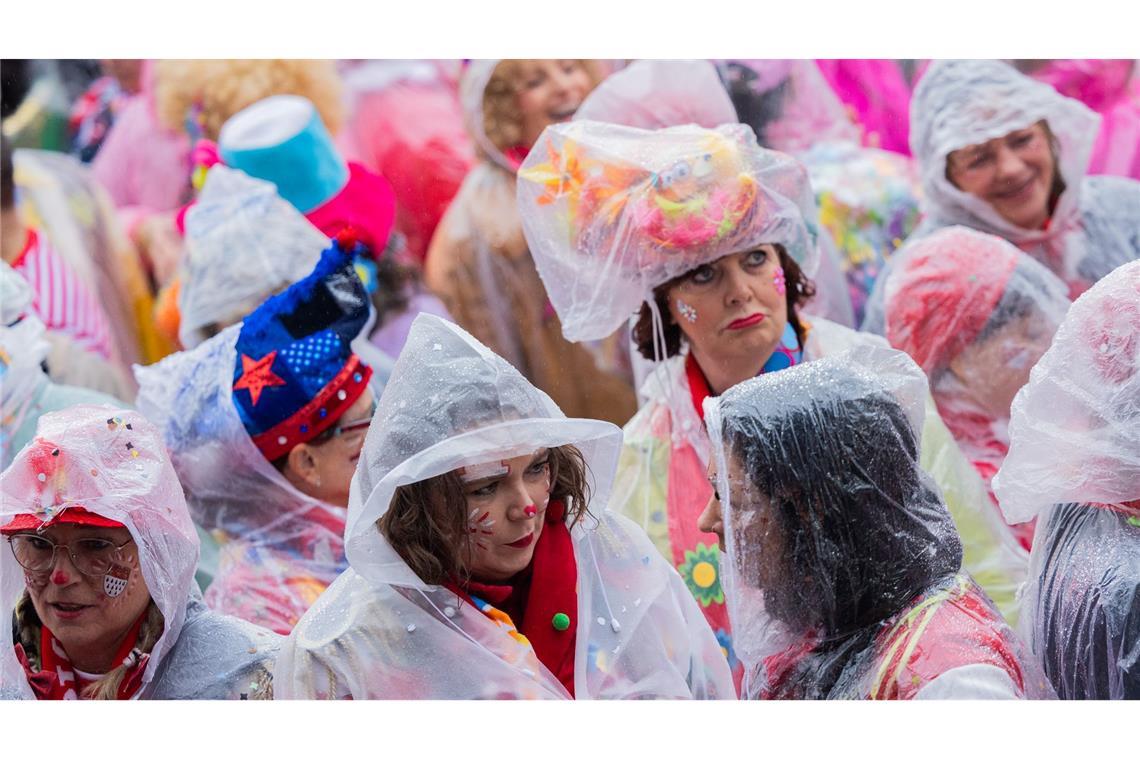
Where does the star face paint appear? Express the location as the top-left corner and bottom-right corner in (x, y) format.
(676, 298), (699, 324)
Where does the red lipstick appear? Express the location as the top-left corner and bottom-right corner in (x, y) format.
(726, 313), (766, 331)
(506, 533), (535, 549)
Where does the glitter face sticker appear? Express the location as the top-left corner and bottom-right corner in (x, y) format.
(467, 509), (496, 550)
(676, 298), (698, 324)
(103, 564), (131, 598)
(772, 265), (787, 296)
(458, 460), (510, 484)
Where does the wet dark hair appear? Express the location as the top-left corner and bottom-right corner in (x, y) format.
(631, 244), (815, 361)
(723, 380), (962, 698)
(1, 133), (13, 211)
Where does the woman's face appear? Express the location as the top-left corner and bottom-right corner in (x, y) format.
(460, 449), (553, 582)
(514, 60), (593, 150)
(946, 122), (1057, 230)
(947, 312), (1056, 419)
(20, 524), (153, 670)
(700, 453), (784, 592)
(296, 389), (375, 507)
(667, 245), (789, 369)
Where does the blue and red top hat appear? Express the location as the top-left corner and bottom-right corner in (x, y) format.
(232, 238), (374, 462)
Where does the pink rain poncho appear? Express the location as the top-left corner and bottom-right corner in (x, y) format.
(705, 347), (1051, 699)
(0, 406), (279, 699)
(1028, 60), (1140, 181)
(994, 260), (1140, 699)
(274, 315), (733, 699)
(518, 121), (1028, 685)
(883, 226), (1071, 551)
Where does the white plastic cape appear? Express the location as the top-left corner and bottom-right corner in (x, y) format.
(135, 325), (350, 635)
(275, 314), (734, 698)
(908, 59), (1140, 292)
(705, 348), (1050, 700)
(994, 260), (1140, 698)
(177, 165), (329, 348)
(994, 260), (1140, 522)
(0, 405), (280, 699)
(518, 120), (822, 343)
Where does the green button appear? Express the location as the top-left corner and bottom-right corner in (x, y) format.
(552, 612), (571, 631)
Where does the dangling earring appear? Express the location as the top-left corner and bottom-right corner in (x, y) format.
(676, 298), (698, 323)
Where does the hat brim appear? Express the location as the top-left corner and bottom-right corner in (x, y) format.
(1, 507), (126, 535)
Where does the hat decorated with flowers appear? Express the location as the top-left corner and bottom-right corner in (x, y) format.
(231, 238), (374, 462)
(518, 120), (821, 342)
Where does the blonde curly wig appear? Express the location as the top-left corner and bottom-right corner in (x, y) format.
(154, 59), (345, 141)
(481, 59), (604, 152)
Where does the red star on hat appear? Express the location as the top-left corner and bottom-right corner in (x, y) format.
(233, 351), (287, 406)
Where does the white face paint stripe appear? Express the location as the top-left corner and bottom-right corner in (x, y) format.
(458, 460), (510, 483)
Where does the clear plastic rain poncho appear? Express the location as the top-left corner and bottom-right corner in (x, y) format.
(572, 58), (854, 329)
(424, 60), (636, 425)
(993, 260), (1140, 698)
(716, 59), (921, 325)
(883, 226), (1071, 551)
(177, 165), (329, 349)
(908, 59), (1140, 294)
(1, 262), (120, 469)
(517, 120), (821, 343)
(135, 323), (352, 636)
(705, 348), (1050, 699)
(0, 405), (279, 699)
(274, 314), (734, 699)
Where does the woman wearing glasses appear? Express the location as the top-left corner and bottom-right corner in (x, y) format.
(136, 240), (376, 635)
(1, 406), (279, 699)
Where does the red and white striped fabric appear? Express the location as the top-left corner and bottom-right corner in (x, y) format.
(10, 229), (113, 360)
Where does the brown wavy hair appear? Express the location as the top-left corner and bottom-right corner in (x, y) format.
(632, 244), (816, 360)
(378, 444), (591, 585)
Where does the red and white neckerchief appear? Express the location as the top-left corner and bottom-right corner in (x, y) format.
(17, 611), (150, 700)
(10, 228), (114, 360)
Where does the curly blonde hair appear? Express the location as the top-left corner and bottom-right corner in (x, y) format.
(481, 59), (604, 153)
(154, 59), (345, 141)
